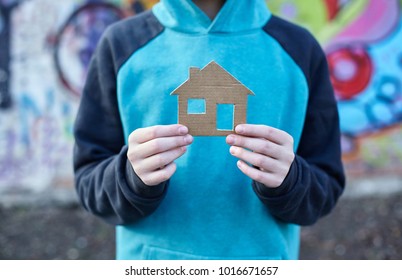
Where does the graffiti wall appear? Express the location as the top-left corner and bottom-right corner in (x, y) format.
(0, 0), (401, 196)
(0, 0), (154, 194)
(269, 0), (402, 175)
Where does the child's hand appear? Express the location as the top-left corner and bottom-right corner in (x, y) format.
(226, 124), (295, 188)
(127, 124), (193, 186)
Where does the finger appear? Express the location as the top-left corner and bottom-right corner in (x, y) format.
(135, 146), (187, 174)
(134, 134), (193, 158)
(129, 125), (189, 144)
(229, 146), (282, 173)
(235, 124), (293, 147)
(236, 160), (284, 188)
(226, 134), (283, 159)
(141, 162), (177, 186)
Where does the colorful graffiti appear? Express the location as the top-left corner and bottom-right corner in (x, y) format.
(269, 0), (402, 175)
(54, 2), (125, 98)
(0, 0), (152, 193)
(53, 0), (157, 99)
(324, 1), (402, 136)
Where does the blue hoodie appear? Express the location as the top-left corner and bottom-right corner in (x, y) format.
(73, 0), (345, 259)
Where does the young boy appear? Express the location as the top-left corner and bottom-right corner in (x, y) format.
(74, 0), (345, 259)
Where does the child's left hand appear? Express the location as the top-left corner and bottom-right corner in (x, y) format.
(226, 124), (295, 189)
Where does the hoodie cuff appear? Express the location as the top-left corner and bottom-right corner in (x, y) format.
(252, 159), (298, 198)
(125, 158), (166, 198)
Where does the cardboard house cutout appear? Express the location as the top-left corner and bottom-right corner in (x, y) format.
(171, 61), (254, 136)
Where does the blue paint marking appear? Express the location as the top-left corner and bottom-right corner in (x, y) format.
(20, 94), (41, 146)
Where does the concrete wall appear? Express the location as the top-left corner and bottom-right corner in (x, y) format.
(0, 0), (401, 205)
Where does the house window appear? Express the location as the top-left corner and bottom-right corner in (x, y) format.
(216, 104), (234, 130)
(187, 99), (206, 114)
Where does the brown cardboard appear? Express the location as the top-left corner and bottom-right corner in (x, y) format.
(171, 61), (254, 136)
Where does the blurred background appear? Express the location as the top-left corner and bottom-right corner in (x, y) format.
(0, 0), (401, 259)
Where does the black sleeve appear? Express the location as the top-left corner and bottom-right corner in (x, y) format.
(73, 26), (167, 225)
(253, 27), (345, 225)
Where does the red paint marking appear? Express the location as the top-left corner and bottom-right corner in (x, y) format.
(327, 47), (373, 100)
(324, 0), (340, 20)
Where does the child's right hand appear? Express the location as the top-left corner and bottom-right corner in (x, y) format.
(127, 124), (193, 186)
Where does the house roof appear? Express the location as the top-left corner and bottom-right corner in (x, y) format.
(171, 61), (254, 96)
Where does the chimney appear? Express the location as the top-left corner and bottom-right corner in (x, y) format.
(189, 67), (199, 78)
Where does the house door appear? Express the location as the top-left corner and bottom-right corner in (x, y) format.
(216, 104), (234, 131)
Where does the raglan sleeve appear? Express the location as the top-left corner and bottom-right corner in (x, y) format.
(73, 29), (168, 225)
(252, 40), (346, 226)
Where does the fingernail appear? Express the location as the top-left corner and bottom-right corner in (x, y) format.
(230, 146), (238, 155)
(236, 125), (244, 134)
(184, 134), (193, 144)
(226, 135), (235, 144)
(179, 126), (188, 135)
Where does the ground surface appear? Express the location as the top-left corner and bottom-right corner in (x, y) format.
(1, 193), (401, 260)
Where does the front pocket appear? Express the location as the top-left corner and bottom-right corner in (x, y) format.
(143, 245), (282, 260)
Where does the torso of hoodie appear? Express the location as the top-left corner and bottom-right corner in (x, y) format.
(113, 0), (309, 259)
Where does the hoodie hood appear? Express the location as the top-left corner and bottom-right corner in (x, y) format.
(152, 0), (271, 34)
